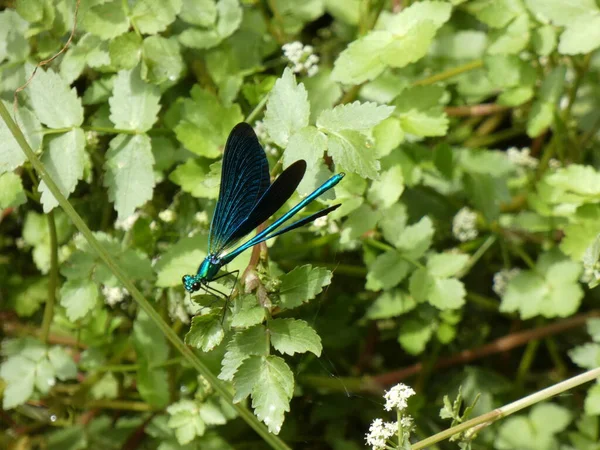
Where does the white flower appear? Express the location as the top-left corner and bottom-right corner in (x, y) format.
(194, 211), (208, 224)
(452, 207), (478, 242)
(102, 285), (127, 307)
(282, 41), (320, 77)
(253, 120), (269, 142)
(548, 158), (562, 169)
(365, 418), (396, 450)
(507, 147), (538, 169)
(384, 383), (416, 411)
(159, 209), (176, 223)
(400, 415), (414, 430)
(115, 212), (140, 231)
(492, 268), (521, 297)
(313, 216), (327, 228)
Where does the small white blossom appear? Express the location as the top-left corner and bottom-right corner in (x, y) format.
(195, 211), (208, 224)
(159, 209), (176, 223)
(400, 415), (414, 430)
(384, 383), (416, 411)
(85, 130), (99, 147)
(253, 120), (269, 142)
(282, 41), (320, 77)
(115, 212), (140, 231)
(452, 207), (478, 242)
(150, 220), (158, 231)
(313, 216), (328, 228)
(507, 146), (538, 169)
(365, 418), (396, 450)
(102, 285), (127, 307)
(492, 268), (521, 297)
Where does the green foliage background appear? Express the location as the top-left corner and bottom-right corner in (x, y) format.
(2, 0), (600, 448)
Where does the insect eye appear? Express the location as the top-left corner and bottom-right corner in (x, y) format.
(192, 282), (201, 291)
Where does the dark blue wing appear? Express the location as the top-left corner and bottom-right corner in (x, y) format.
(208, 123), (270, 255)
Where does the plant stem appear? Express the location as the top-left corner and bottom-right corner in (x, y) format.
(41, 210), (58, 345)
(412, 60), (483, 86)
(245, 93), (270, 124)
(457, 235), (496, 279)
(0, 101), (291, 450)
(515, 338), (540, 388)
(411, 367), (600, 449)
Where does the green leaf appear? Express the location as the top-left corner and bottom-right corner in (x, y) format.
(231, 294), (266, 328)
(398, 317), (434, 355)
(104, 134), (155, 220)
(109, 67), (161, 132)
(178, 0), (242, 49)
(0, 355), (36, 409)
(175, 86), (243, 158)
(169, 159), (220, 198)
(108, 32), (142, 70)
(330, 31), (391, 85)
(283, 126), (327, 171)
(466, 0), (522, 28)
(130, 0), (182, 34)
(367, 166), (404, 209)
(185, 313), (225, 352)
(234, 355), (293, 434)
(366, 289), (416, 319)
(398, 109), (448, 137)
(373, 117), (404, 157)
(429, 277), (466, 310)
(317, 101), (394, 132)
(532, 25), (557, 56)
(59, 278), (99, 321)
(167, 400), (206, 444)
(324, 0), (359, 25)
(264, 68), (310, 148)
(38, 128), (86, 212)
(278, 264), (332, 309)
(569, 343), (600, 369)
(366, 250), (412, 291)
(269, 319), (322, 356)
(155, 234), (208, 287)
(60, 33), (110, 84)
(81, 0), (130, 39)
(325, 129), (380, 179)
(141, 35), (185, 85)
(47, 346), (77, 380)
(395, 216), (435, 259)
(530, 403), (572, 435)
(527, 67), (565, 137)
(180, 0), (217, 26)
(524, 0), (596, 26)
(0, 102), (42, 173)
(558, 15), (600, 55)
(0, 10), (29, 64)
(585, 383), (600, 415)
(0, 172), (26, 208)
(12, 278), (48, 317)
(219, 324), (268, 381)
(91, 372), (118, 400)
(27, 66), (83, 129)
(487, 15), (530, 55)
(427, 253), (470, 278)
(133, 309), (169, 362)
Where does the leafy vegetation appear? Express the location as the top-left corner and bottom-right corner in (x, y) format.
(2, 0), (600, 448)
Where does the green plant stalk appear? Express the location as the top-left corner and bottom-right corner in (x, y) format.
(411, 367), (600, 449)
(456, 235), (496, 279)
(412, 60), (483, 86)
(364, 238), (424, 269)
(245, 93), (270, 124)
(515, 338), (540, 388)
(0, 101), (291, 450)
(41, 210), (58, 345)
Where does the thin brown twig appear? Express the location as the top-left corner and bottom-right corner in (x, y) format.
(13, 0), (81, 117)
(372, 310), (599, 386)
(445, 103), (509, 117)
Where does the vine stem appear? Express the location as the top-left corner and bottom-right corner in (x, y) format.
(412, 60), (483, 86)
(0, 101), (291, 450)
(411, 367), (600, 449)
(41, 210), (58, 344)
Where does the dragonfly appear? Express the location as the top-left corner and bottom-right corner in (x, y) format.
(182, 122), (344, 302)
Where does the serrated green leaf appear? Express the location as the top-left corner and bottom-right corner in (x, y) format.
(130, 0), (182, 34)
(326, 129), (379, 179)
(0, 172), (26, 208)
(0, 355), (36, 409)
(395, 216), (434, 259)
(169, 159), (220, 199)
(167, 400), (206, 444)
(524, 0), (596, 26)
(35, 359), (54, 394)
(60, 33), (110, 84)
(59, 278), (99, 321)
(141, 35), (185, 85)
(185, 313), (224, 352)
(317, 101), (394, 132)
(178, 0), (242, 49)
(427, 253), (470, 278)
(104, 134), (155, 220)
(398, 317), (434, 355)
(466, 0), (522, 28)
(366, 289), (416, 319)
(569, 343), (600, 369)
(109, 32), (142, 70)
(278, 265), (332, 309)
(38, 128), (86, 212)
(283, 126), (327, 170)
(27, 66), (83, 129)
(330, 31), (391, 84)
(219, 324), (268, 381)
(180, 0), (217, 26)
(367, 166), (404, 209)
(47, 346), (77, 380)
(12, 278), (47, 317)
(487, 15), (530, 55)
(366, 250), (412, 291)
(429, 277), (466, 310)
(91, 372), (118, 400)
(269, 319), (322, 356)
(0, 10), (29, 64)
(81, 0), (130, 39)
(231, 294), (265, 328)
(558, 15), (600, 55)
(175, 86), (243, 157)
(373, 117), (404, 157)
(264, 68), (310, 148)
(109, 67), (161, 132)
(0, 102), (42, 173)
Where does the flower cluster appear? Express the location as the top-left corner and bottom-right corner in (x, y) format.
(159, 209), (176, 223)
(384, 383), (416, 411)
(102, 285), (128, 307)
(115, 212), (140, 231)
(253, 120), (277, 155)
(282, 41), (319, 77)
(492, 268), (521, 297)
(452, 207), (478, 242)
(507, 146), (538, 169)
(365, 419), (397, 450)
